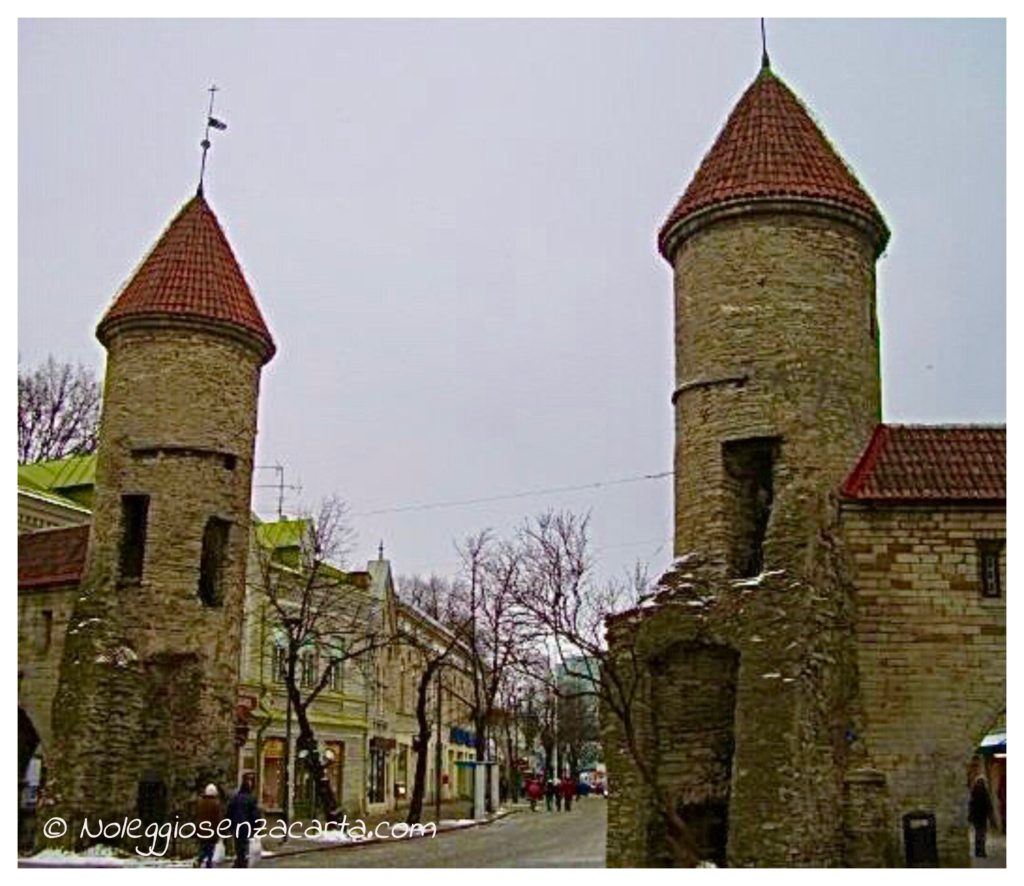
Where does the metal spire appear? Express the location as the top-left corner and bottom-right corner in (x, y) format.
(378, 540), (385, 560)
(760, 18), (770, 70)
(197, 84), (227, 197)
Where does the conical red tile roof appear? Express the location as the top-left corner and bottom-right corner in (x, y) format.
(659, 66), (888, 259)
(97, 194), (276, 361)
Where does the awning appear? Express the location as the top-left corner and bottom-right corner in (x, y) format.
(978, 730), (1006, 754)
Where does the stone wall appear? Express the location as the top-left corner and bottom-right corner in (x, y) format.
(604, 542), (858, 867)
(18, 584), (79, 751)
(842, 504), (1006, 867)
(670, 208), (881, 574)
(40, 321), (265, 849)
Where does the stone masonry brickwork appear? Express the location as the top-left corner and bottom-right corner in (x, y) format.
(18, 584), (80, 754)
(605, 75), (1003, 863)
(602, 199), (887, 868)
(40, 320), (266, 849)
(604, 532), (861, 867)
(842, 504), (1006, 867)
(672, 207), (880, 575)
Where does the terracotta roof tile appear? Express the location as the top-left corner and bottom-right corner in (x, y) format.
(842, 425), (1005, 503)
(96, 194), (275, 360)
(18, 524), (91, 590)
(659, 67), (888, 258)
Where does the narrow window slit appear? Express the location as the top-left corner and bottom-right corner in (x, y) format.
(722, 437), (778, 578)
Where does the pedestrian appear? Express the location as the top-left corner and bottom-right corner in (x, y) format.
(526, 777), (542, 812)
(560, 776), (575, 812)
(997, 774), (1006, 834)
(545, 778), (556, 812)
(227, 777), (261, 868)
(968, 774), (996, 858)
(194, 783), (221, 868)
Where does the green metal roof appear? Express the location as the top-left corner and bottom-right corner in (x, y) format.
(18, 454), (97, 508)
(255, 518), (309, 551)
(18, 485), (92, 514)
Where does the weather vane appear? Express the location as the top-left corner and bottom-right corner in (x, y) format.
(197, 84), (228, 197)
(761, 18), (770, 70)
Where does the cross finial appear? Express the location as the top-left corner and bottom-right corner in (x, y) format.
(378, 540), (385, 560)
(197, 84), (227, 197)
(760, 18), (770, 70)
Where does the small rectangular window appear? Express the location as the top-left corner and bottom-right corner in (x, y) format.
(329, 658), (343, 692)
(198, 517), (231, 607)
(723, 437), (778, 578)
(272, 646), (287, 684)
(978, 541), (1003, 598)
(300, 650), (317, 687)
(40, 610), (53, 654)
(119, 494), (150, 583)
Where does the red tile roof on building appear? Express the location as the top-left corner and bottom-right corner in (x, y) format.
(96, 194), (276, 360)
(842, 424), (1006, 503)
(18, 524), (91, 590)
(658, 65), (888, 259)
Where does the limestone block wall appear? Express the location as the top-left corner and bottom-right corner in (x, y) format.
(604, 546), (858, 867)
(842, 504), (1006, 866)
(42, 322), (265, 847)
(17, 585), (79, 751)
(670, 209), (881, 574)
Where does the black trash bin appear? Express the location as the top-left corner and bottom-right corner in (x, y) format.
(902, 810), (939, 867)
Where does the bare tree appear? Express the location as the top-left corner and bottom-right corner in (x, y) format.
(556, 687), (600, 778)
(452, 531), (534, 814)
(18, 356), (101, 463)
(393, 576), (472, 824)
(255, 497), (387, 819)
(516, 509), (702, 867)
(397, 573), (464, 622)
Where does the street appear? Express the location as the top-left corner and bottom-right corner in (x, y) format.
(262, 797), (607, 868)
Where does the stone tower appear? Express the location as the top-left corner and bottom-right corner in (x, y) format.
(41, 192), (275, 845)
(604, 58), (893, 867)
(660, 58), (888, 577)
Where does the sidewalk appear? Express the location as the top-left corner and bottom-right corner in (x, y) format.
(260, 800), (518, 860)
(971, 830), (1006, 868)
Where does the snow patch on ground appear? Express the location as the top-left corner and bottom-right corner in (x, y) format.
(24, 847), (191, 867)
(301, 829), (357, 844)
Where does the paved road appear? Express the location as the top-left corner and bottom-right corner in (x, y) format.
(262, 797), (607, 868)
(970, 830), (1006, 868)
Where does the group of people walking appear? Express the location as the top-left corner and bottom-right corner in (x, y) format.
(524, 775), (577, 813)
(194, 777), (261, 868)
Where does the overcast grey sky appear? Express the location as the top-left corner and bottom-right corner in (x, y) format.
(18, 18), (1006, 584)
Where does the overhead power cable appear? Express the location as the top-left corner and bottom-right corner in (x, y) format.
(350, 470), (674, 517)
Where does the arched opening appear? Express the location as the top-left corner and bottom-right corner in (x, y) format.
(966, 707), (1006, 867)
(18, 707), (42, 852)
(647, 643), (739, 866)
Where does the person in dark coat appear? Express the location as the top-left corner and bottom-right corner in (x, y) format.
(194, 783), (222, 868)
(968, 775), (996, 858)
(226, 779), (261, 868)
